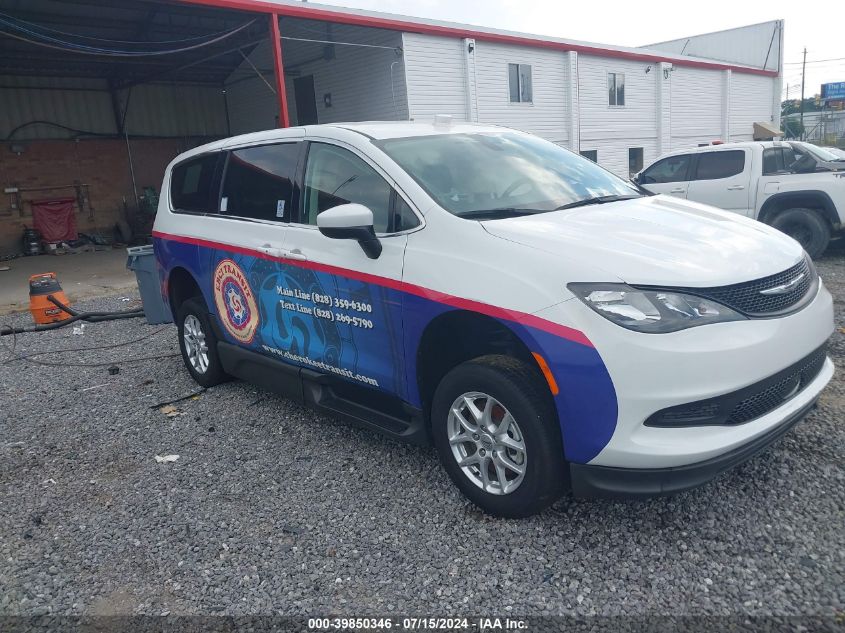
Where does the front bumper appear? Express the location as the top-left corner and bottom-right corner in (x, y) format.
(570, 398), (818, 498)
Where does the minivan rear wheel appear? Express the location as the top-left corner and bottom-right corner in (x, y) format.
(177, 297), (228, 388)
(771, 208), (831, 259)
(431, 355), (565, 517)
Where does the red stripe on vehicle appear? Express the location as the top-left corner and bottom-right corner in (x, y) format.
(152, 230), (594, 348)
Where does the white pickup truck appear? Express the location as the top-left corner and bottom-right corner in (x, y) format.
(635, 141), (845, 258)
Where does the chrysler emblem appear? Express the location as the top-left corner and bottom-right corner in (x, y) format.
(759, 273), (805, 296)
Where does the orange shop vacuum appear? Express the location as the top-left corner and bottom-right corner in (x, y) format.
(29, 272), (72, 325)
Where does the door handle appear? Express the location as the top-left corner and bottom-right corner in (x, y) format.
(259, 243), (285, 258)
(282, 248), (308, 261)
(669, 188), (686, 194)
(727, 185), (745, 191)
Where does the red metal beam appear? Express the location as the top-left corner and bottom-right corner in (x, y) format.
(178, 0), (778, 77)
(269, 13), (290, 128)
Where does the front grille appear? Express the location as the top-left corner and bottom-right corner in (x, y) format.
(645, 344), (828, 427)
(728, 345), (828, 424)
(675, 258), (814, 317)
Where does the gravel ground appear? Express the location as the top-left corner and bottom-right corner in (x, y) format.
(0, 251), (843, 621)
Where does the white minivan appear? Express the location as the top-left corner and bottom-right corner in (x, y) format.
(153, 121), (834, 517)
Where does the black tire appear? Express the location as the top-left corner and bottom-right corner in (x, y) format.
(770, 208), (831, 259)
(431, 355), (565, 518)
(176, 297), (228, 388)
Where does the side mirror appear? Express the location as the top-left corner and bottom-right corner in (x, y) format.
(317, 203), (382, 259)
(632, 172), (643, 185)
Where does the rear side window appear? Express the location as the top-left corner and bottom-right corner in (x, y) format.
(221, 143), (300, 222)
(170, 154), (221, 213)
(693, 150), (745, 180)
(640, 154), (691, 184)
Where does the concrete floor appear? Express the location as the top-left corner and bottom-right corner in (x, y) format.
(0, 249), (138, 315)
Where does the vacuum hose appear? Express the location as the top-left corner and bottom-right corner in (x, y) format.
(0, 295), (145, 336)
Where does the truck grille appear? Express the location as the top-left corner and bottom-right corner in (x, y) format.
(670, 258), (815, 317)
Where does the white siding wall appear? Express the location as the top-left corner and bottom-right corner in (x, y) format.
(669, 66), (723, 149)
(730, 72), (775, 141)
(578, 55), (659, 176)
(473, 41), (568, 143)
(403, 33), (468, 122)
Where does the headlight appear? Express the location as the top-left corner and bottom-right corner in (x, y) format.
(568, 283), (746, 333)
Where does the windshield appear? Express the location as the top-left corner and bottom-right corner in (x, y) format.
(376, 132), (640, 217)
(791, 142), (841, 162)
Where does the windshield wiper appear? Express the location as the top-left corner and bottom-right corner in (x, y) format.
(458, 207), (546, 219)
(554, 194), (642, 211)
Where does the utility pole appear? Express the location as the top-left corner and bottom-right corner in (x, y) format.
(799, 47), (807, 139)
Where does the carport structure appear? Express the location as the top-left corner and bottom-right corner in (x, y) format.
(0, 0), (416, 253)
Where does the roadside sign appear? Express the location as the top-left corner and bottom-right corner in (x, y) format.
(821, 82), (845, 102)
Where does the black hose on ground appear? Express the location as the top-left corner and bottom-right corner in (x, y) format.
(0, 295), (145, 336)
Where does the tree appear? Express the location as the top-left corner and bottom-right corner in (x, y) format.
(781, 97), (822, 116)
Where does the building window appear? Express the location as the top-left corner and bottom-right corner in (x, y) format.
(608, 72), (625, 106)
(508, 63), (533, 103)
(628, 147), (644, 177)
(580, 150), (598, 162)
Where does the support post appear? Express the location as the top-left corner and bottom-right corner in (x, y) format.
(656, 62), (671, 155)
(721, 69), (731, 142)
(269, 13), (290, 128)
(565, 52), (579, 153)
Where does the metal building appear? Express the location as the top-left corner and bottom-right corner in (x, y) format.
(0, 0), (783, 255)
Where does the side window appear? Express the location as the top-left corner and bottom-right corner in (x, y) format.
(392, 193), (421, 232)
(693, 150), (745, 181)
(762, 148), (785, 175)
(170, 154), (221, 213)
(640, 154), (691, 184)
(301, 143), (394, 233)
(220, 143), (299, 222)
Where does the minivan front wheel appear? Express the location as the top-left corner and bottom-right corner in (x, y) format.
(770, 208), (831, 259)
(431, 355), (565, 517)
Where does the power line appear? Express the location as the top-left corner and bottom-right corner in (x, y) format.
(784, 56), (845, 65)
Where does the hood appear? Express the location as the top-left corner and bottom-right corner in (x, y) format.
(481, 195), (804, 287)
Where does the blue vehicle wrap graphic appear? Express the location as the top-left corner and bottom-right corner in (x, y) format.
(155, 234), (618, 464)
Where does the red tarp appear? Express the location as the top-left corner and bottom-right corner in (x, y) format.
(31, 197), (78, 243)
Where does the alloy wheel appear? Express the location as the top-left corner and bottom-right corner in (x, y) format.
(183, 314), (209, 374)
(446, 391), (527, 495)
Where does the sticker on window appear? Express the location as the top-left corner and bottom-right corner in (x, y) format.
(276, 200), (285, 218)
(220, 196), (228, 213)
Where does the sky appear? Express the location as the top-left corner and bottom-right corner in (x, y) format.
(311, 0), (844, 100)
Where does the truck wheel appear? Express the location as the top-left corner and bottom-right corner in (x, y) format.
(177, 297), (228, 388)
(431, 355), (565, 518)
(770, 208), (831, 259)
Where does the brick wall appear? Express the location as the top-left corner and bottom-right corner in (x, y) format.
(0, 137), (210, 256)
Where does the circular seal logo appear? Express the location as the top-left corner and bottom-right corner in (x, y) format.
(213, 259), (259, 344)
